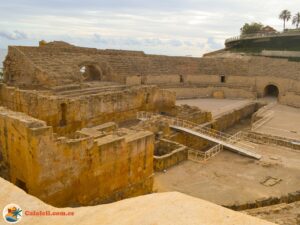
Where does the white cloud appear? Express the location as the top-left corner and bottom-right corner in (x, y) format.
(0, 1), (299, 56)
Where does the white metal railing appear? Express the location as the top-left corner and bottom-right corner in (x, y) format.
(225, 30), (300, 44)
(252, 111), (274, 131)
(137, 111), (256, 151)
(188, 144), (223, 162)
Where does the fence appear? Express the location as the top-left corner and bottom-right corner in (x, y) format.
(137, 111), (257, 154)
(188, 144), (223, 162)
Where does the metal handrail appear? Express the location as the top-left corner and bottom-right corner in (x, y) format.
(137, 111), (256, 150)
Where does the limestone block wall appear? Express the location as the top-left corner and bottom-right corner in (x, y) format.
(3, 47), (41, 86)
(280, 92), (300, 108)
(153, 139), (187, 171)
(165, 86), (256, 99)
(197, 56), (300, 81)
(170, 131), (214, 151)
(3, 45), (201, 87)
(185, 75), (220, 84)
(3, 43), (300, 107)
(126, 75), (142, 85)
(0, 107), (154, 207)
(0, 84), (176, 135)
(209, 102), (258, 131)
(144, 75), (181, 84)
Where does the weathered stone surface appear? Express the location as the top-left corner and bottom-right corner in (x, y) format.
(0, 177), (275, 225)
(0, 107), (154, 207)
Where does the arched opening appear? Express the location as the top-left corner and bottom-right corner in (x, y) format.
(80, 65), (102, 81)
(264, 84), (279, 98)
(60, 103), (67, 126)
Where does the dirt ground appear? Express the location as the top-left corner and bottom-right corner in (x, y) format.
(254, 104), (300, 140)
(154, 143), (300, 206)
(176, 98), (252, 118)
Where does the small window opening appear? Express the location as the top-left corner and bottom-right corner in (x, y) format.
(60, 103), (67, 126)
(220, 75), (226, 83)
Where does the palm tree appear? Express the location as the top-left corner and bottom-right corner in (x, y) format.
(292, 12), (300, 28)
(279, 10), (291, 30)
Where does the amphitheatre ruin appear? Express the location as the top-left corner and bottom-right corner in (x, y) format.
(0, 37), (300, 224)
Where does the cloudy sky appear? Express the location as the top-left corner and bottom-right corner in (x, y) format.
(0, 0), (299, 56)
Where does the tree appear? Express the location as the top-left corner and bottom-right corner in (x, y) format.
(240, 22), (264, 35)
(279, 10), (291, 30)
(292, 12), (300, 28)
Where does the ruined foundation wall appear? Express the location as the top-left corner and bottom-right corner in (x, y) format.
(153, 139), (187, 172)
(0, 84), (176, 135)
(0, 107), (154, 207)
(210, 102), (258, 131)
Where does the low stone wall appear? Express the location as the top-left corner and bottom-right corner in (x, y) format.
(244, 131), (300, 151)
(224, 190), (300, 211)
(210, 102), (258, 131)
(169, 131), (213, 150)
(165, 104), (212, 124)
(280, 91), (300, 108)
(164, 86), (256, 100)
(154, 139), (187, 172)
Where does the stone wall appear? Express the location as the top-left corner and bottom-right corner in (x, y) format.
(225, 190), (300, 211)
(210, 102), (258, 131)
(3, 43), (300, 107)
(170, 131), (214, 151)
(0, 84), (176, 135)
(0, 107), (154, 207)
(154, 139), (187, 172)
(244, 131), (300, 151)
(165, 85), (256, 99)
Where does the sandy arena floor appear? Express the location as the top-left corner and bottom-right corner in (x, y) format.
(254, 104), (300, 140)
(154, 144), (300, 206)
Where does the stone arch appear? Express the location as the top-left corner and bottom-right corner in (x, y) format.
(78, 61), (112, 82)
(79, 64), (102, 81)
(264, 84), (279, 98)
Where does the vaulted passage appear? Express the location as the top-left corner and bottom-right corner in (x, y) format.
(264, 84), (279, 98)
(80, 65), (102, 81)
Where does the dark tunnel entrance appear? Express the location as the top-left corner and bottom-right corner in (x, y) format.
(264, 84), (279, 98)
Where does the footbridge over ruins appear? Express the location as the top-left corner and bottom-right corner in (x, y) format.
(137, 112), (262, 160)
